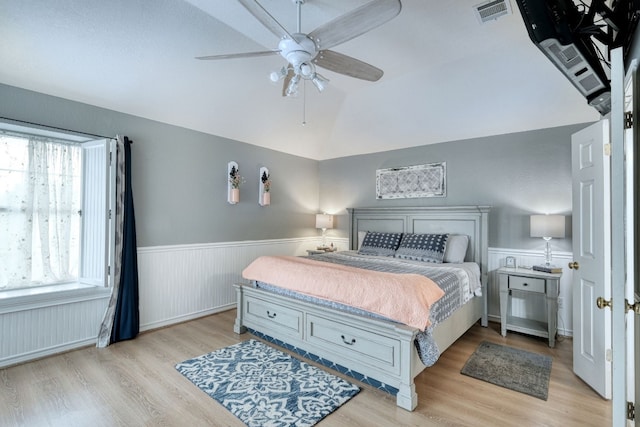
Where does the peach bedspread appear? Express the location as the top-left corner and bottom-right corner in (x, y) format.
(242, 255), (445, 330)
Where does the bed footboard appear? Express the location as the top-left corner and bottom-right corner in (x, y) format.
(234, 283), (420, 411)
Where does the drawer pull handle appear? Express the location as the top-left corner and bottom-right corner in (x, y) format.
(266, 311), (277, 319)
(341, 335), (356, 345)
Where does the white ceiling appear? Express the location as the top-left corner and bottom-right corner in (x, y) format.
(0, 0), (601, 160)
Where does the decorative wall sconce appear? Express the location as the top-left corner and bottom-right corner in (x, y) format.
(228, 161), (241, 204)
(259, 167), (271, 206)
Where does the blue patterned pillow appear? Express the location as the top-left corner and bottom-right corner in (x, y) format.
(394, 233), (449, 263)
(357, 232), (403, 257)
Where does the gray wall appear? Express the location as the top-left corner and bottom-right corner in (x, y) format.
(318, 124), (592, 252)
(0, 83), (320, 247)
(1, 83), (592, 252)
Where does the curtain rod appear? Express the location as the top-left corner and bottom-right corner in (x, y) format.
(0, 116), (118, 141)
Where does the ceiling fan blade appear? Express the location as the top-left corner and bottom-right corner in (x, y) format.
(308, 0), (401, 50)
(237, 0), (294, 40)
(196, 50), (279, 60)
(314, 50), (383, 82)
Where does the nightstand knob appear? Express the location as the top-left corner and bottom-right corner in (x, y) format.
(568, 261), (580, 270)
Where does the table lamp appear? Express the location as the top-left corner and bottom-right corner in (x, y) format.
(530, 214), (565, 267)
(315, 213), (334, 248)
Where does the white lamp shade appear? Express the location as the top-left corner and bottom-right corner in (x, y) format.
(530, 214), (565, 238)
(315, 214), (334, 230)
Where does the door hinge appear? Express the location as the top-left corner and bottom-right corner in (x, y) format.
(625, 111), (633, 129)
(107, 265), (110, 276)
(109, 151), (113, 165)
(109, 209), (112, 219)
(627, 401), (635, 420)
(604, 143), (611, 156)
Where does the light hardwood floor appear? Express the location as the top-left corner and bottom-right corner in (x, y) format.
(0, 310), (611, 427)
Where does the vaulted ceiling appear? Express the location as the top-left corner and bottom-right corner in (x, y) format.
(0, 0), (601, 160)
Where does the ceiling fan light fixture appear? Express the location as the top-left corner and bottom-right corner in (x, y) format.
(269, 66), (288, 82)
(286, 74), (301, 97)
(311, 73), (329, 92)
(299, 62), (315, 78)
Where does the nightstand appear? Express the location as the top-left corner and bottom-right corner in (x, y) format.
(498, 267), (562, 347)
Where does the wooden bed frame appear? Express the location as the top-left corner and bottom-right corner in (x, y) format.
(234, 205), (490, 411)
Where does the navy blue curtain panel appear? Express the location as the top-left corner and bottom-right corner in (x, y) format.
(111, 136), (140, 342)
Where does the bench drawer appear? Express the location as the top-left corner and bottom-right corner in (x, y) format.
(244, 295), (303, 339)
(306, 314), (401, 375)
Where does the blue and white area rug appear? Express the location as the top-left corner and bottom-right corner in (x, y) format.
(175, 339), (360, 427)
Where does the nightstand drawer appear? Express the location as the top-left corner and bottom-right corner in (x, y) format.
(509, 276), (545, 293)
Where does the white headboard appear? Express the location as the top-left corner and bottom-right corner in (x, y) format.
(348, 206), (490, 279)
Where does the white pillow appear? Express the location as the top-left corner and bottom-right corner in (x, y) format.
(444, 235), (469, 263)
(357, 231), (367, 250)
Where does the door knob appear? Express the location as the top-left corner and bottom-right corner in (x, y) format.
(596, 297), (612, 309)
(626, 300), (640, 315)
(568, 261), (579, 270)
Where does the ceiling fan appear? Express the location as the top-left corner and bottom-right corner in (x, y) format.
(196, 0), (402, 97)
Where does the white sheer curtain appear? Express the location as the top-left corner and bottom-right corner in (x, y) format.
(0, 135), (81, 290)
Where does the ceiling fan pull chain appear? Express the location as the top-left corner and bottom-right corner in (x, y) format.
(302, 80), (307, 126)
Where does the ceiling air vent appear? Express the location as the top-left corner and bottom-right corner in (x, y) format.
(474, 0), (512, 24)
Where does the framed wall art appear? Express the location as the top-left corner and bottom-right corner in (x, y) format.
(376, 162), (446, 199)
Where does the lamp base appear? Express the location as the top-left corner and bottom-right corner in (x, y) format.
(543, 237), (553, 266)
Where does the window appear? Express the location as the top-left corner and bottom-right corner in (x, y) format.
(0, 123), (114, 293)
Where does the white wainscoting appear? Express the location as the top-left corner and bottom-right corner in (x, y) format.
(1, 236), (342, 368)
(0, 295), (110, 367)
(2, 238), (567, 368)
(137, 236), (349, 331)
(487, 247), (574, 337)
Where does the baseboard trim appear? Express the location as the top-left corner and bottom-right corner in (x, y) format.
(140, 303), (236, 332)
(0, 337), (97, 369)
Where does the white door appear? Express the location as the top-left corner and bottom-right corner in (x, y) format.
(610, 48), (638, 426)
(628, 82), (639, 427)
(571, 119), (612, 399)
(622, 60), (638, 427)
(630, 299), (639, 427)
